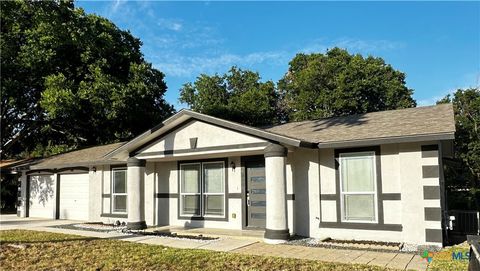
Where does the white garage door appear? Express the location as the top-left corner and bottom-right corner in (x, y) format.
(59, 173), (89, 220)
(29, 175), (55, 218)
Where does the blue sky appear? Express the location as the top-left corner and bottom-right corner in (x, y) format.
(77, 1), (479, 109)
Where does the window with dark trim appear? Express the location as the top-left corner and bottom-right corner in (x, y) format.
(179, 161), (225, 218)
(339, 151), (377, 223)
(112, 168), (127, 213)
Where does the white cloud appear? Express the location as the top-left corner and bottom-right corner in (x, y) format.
(301, 38), (405, 54)
(157, 18), (183, 32)
(154, 50), (289, 77)
(151, 37), (405, 78)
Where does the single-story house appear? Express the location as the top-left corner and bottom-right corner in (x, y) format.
(15, 104), (455, 247)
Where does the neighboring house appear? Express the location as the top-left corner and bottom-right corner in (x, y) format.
(15, 104), (455, 247)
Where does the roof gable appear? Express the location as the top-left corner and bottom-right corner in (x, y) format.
(105, 109), (310, 160)
(134, 119), (268, 156)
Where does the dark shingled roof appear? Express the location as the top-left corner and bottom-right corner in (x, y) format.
(264, 104), (455, 145)
(23, 104), (455, 169)
(29, 142), (125, 169)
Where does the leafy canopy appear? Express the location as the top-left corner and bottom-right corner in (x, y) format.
(278, 48), (416, 121)
(438, 88), (480, 209)
(1, 0), (174, 158)
(180, 67), (279, 126)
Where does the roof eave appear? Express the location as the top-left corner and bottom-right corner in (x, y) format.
(317, 132), (455, 149)
(27, 159), (127, 171)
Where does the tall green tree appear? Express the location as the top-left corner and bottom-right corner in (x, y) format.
(1, 0), (174, 158)
(278, 47), (416, 121)
(438, 88), (480, 209)
(180, 67), (279, 126)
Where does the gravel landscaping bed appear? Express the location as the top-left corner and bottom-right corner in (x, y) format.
(286, 236), (405, 253)
(51, 222), (126, 233)
(51, 223), (219, 242)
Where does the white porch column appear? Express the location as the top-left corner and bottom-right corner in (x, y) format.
(18, 171), (27, 217)
(264, 143), (289, 244)
(127, 157), (147, 230)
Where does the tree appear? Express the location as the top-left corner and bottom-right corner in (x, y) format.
(438, 88), (480, 209)
(1, 0), (174, 158)
(180, 67), (279, 126)
(278, 47), (416, 121)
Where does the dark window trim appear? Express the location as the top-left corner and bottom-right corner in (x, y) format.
(320, 146), (402, 231)
(335, 146), (382, 224)
(240, 155), (265, 230)
(25, 175), (30, 218)
(55, 174), (60, 219)
(177, 158), (229, 222)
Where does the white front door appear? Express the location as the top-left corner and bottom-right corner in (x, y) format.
(29, 175), (55, 218)
(59, 173), (89, 220)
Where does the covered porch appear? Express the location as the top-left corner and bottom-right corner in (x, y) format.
(103, 110), (310, 243)
(124, 142), (292, 244)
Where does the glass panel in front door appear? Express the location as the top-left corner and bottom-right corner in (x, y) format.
(246, 163), (266, 228)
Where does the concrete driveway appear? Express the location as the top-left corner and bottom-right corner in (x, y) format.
(0, 214), (82, 230)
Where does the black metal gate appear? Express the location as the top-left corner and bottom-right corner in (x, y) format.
(447, 210), (480, 245)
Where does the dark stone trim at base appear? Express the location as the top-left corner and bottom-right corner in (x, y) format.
(178, 216), (229, 222)
(127, 221), (147, 230)
(264, 228), (290, 240)
(425, 229), (442, 243)
(320, 222), (403, 231)
(101, 213), (128, 218)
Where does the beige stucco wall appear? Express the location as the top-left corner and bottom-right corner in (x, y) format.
(140, 120), (265, 154)
(89, 165), (104, 221)
(21, 131), (443, 248)
(305, 142), (443, 246)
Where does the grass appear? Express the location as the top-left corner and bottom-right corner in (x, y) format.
(428, 242), (470, 271)
(0, 230), (399, 271)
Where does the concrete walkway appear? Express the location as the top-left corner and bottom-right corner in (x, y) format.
(233, 242), (427, 270)
(0, 215), (428, 270)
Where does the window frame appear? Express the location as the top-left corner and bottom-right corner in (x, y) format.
(339, 151), (378, 223)
(111, 167), (127, 214)
(179, 162), (202, 217)
(202, 161), (226, 218)
(178, 159), (227, 220)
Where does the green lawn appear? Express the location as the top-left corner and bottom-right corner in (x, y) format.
(0, 230), (398, 271)
(427, 242), (470, 271)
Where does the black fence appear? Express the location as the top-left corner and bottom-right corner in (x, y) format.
(447, 210), (480, 245)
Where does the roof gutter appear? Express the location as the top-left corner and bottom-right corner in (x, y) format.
(317, 132), (455, 149)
